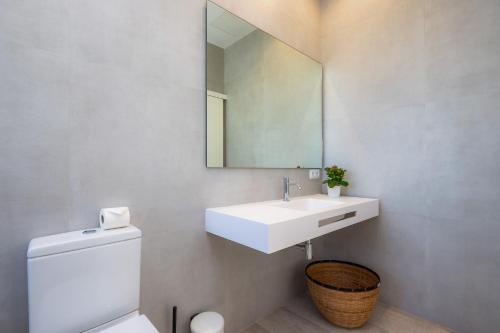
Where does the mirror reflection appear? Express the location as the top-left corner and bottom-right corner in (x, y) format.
(207, 1), (323, 168)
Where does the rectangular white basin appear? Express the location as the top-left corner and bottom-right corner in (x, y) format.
(205, 194), (379, 254)
(269, 197), (343, 211)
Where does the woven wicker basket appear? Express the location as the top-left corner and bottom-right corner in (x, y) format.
(306, 260), (381, 328)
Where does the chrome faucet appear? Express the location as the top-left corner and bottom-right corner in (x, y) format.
(283, 176), (302, 201)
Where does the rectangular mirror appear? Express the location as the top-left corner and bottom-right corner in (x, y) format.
(206, 1), (323, 168)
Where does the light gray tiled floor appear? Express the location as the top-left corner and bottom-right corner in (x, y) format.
(241, 294), (454, 333)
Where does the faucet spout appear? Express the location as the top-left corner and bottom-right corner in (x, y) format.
(283, 176), (302, 201)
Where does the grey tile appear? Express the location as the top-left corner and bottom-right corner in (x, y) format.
(424, 0), (500, 98)
(285, 294), (386, 333)
(251, 295), (451, 333)
(241, 323), (271, 333)
(257, 308), (329, 333)
(370, 305), (453, 333)
(0, 1), (322, 332)
(320, 1), (500, 332)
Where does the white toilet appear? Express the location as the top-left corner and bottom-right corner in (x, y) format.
(27, 226), (159, 333)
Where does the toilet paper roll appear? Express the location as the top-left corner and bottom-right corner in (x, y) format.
(99, 207), (130, 230)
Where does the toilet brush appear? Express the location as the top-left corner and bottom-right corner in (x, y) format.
(172, 306), (177, 333)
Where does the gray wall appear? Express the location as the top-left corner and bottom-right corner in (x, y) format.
(207, 43), (225, 93)
(0, 1), (321, 332)
(224, 29), (323, 168)
(319, 1), (500, 332)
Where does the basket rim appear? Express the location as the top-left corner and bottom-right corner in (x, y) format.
(305, 260), (381, 293)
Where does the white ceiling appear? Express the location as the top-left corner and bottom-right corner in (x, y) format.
(207, 2), (257, 49)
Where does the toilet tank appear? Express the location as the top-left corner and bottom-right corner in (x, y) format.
(27, 226), (142, 333)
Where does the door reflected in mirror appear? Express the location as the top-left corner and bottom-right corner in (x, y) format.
(206, 1), (323, 168)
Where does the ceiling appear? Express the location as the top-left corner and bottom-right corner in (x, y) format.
(207, 2), (257, 49)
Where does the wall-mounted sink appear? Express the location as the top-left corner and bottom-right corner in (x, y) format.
(205, 194), (379, 254)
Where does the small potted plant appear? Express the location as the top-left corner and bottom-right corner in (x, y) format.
(323, 165), (349, 198)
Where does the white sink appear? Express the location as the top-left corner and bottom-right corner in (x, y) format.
(205, 195), (379, 254)
(269, 198), (342, 211)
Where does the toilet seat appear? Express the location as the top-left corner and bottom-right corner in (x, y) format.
(98, 314), (158, 333)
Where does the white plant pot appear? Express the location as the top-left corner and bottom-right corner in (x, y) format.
(327, 186), (341, 198)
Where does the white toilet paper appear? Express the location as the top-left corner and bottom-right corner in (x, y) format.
(99, 207), (130, 230)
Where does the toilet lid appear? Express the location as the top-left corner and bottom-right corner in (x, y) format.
(98, 315), (158, 333)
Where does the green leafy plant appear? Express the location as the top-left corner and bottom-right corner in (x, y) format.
(323, 165), (349, 189)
